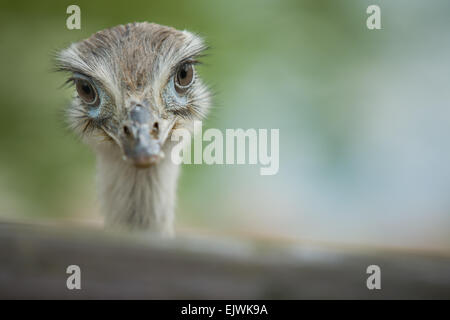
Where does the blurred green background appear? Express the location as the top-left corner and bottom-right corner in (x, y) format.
(0, 0), (449, 253)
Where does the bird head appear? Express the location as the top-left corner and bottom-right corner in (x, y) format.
(56, 22), (210, 168)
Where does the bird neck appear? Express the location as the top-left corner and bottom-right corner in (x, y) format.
(95, 144), (180, 236)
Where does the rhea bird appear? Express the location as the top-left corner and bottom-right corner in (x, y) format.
(55, 22), (210, 236)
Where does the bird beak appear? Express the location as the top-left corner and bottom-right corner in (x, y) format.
(120, 105), (173, 168)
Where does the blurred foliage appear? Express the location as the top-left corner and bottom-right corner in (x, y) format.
(0, 0), (367, 217)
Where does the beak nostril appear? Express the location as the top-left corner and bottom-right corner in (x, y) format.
(123, 125), (131, 136)
(152, 122), (159, 133)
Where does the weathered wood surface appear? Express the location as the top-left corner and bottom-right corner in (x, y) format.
(0, 222), (449, 299)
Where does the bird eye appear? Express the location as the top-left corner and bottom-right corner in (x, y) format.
(75, 78), (99, 106)
(174, 63), (194, 94)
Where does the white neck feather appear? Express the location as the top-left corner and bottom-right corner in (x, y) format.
(95, 143), (180, 236)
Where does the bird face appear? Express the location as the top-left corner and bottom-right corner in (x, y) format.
(56, 23), (210, 168)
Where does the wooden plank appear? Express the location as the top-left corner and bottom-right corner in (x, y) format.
(0, 222), (449, 299)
